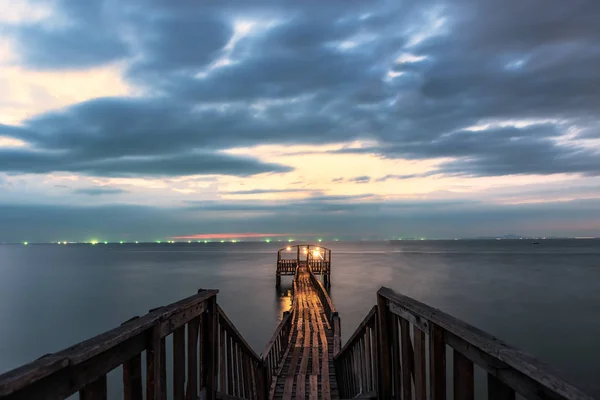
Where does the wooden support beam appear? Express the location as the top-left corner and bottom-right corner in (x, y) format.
(186, 317), (200, 400)
(124, 354), (143, 400)
(454, 350), (474, 400)
(79, 375), (107, 400)
(376, 295), (392, 400)
(173, 326), (186, 400)
(429, 324), (446, 400)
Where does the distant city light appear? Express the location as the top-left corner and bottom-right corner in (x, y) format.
(204, 240), (208, 243)
(120, 241), (124, 244)
(23, 242), (28, 245)
(104, 241), (108, 244)
(220, 240), (225, 243)
(318, 239), (322, 242)
(265, 239), (271, 243)
(288, 239), (293, 242)
(135, 241), (139, 244)
(156, 240), (161, 244)
(286, 246), (291, 251)
(91, 240), (98, 245)
(188, 240), (191, 243)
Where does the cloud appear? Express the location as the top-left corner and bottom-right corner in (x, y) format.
(1, 0), (600, 182)
(73, 187), (128, 195)
(349, 176), (371, 184)
(224, 188), (307, 195)
(0, 147), (292, 177)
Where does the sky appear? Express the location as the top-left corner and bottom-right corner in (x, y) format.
(0, 0), (599, 242)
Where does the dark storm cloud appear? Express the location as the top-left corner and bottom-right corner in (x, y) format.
(73, 188), (128, 195)
(10, 0), (129, 69)
(2, 0), (600, 178)
(0, 148), (292, 177)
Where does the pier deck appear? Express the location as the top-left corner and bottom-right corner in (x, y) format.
(273, 266), (338, 400)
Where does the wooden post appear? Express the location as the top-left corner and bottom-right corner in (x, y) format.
(124, 354), (143, 400)
(376, 294), (392, 400)
(429, 324), (446, 400)
(413, 325), (426, 400)
(173, 326), (186, 400)
(80, 374), (107, 400)
(202, 297), (217, 400)
(147, 326), (164, 400)
(276, 274), (281, 288)
(454, 351), (474, 400)
(186, 317), (200, 400)
(400, 318), (412, 400)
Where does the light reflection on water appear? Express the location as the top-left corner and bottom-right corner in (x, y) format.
(0, 240), (599, 397)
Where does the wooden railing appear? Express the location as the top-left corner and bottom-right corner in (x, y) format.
(276, 260), (297, 275)
(308, 260), (330, 275)
(260, 311), (293, 398)
(336, 287), (594, 400)
(0, 289), (267, 400)
(307, 268), (341, 356)
(216, 305), (267, 400)
(308, 268), (335, 322)
(334, 306), (378, 399)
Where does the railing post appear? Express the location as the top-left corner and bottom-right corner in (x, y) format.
(202, 296), (217, 400)
(376, 294), (392, 400)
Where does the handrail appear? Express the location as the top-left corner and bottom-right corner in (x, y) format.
(307, 267), (336, 321)
(377, 287), (594, 400)
(334, 306), (378, 399)
(0, 289), (269, 400)
(216, 305), (267, 400)
(260, 311), (293, 397)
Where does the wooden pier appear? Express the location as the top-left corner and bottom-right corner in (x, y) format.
(276, 245), (331, 288)
(0, 245), (594, 400)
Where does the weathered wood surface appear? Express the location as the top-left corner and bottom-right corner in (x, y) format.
(0, 289), (219, 400)
(270, 266), (339, 400)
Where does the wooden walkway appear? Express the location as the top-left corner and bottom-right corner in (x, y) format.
(273, 266), (338, 400)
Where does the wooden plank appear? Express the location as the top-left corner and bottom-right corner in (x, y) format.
(309, 375), (318, 400)
(488, 373), (516, 400)
(147, 326), (163, 400)
(79, 375), (107, 400)
(312, 332), (320, 376)
(161, 338), (167, 400)
(364, 327), (372, 392)
(400, 318), (412, 400)
(124, 354), (143, 400)
(220, 323), (227, 393)
(227, 337), (234, 396)
(204, 298), (218, 400)
(295, 374), (306, 400)
(454, 350), (474, 400)
(187, 317), (200, 400)
(250, 359), (259, 400)
(429, 324), (446, 400)
(391, 314), (401, 400)
(173, 327), (186, 400)
(376, 295), (392, 400)
(282, 376), (295, 400)
(231, 342), (239, 397)
(413, 325), (426, 400)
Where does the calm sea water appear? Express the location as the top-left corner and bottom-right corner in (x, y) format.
(0, 240), (599, 396)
